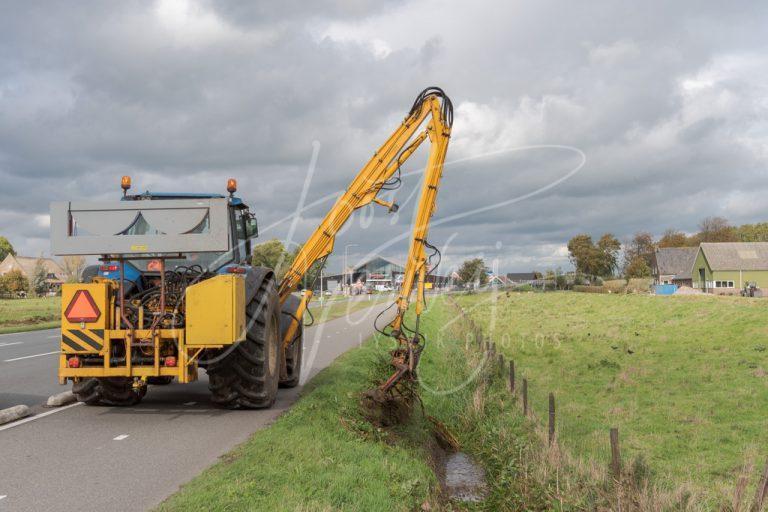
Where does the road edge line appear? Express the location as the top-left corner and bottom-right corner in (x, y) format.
(0, 402), (82, 432)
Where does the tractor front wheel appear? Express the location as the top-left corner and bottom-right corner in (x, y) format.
(206, 276), (281, 409)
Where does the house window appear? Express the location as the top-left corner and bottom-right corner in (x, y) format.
(714, 281), (735, 288)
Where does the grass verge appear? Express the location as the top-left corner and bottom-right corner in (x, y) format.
(0, 297), (61, 334)
(157, 302), (447, 512)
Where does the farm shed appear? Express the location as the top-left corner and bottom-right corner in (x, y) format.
(692, 242), (768, 294)
(652, 247), (698, 287)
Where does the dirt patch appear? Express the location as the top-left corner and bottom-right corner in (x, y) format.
(360, 388), (414, 427)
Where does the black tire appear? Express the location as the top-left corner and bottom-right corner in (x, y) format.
(206, 276), (281, 409)
(72, 377), (145, 406)
(279, 323), (303, 388)
(147, 376), (174, 385)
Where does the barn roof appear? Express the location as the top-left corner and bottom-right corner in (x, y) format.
(699, 242), (768, 271)
(654, 247), (698, 279)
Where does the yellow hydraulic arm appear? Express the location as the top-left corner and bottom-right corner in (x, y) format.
(278, 87), (453, 389)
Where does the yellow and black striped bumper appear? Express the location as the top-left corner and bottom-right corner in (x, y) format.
(61, 329), (104, 354)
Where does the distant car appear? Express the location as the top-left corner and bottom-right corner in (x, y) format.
(324, 290), (332, 296)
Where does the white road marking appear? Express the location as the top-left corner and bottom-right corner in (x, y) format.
(113, 434), (129, 441)
(0, 328), (58, 338)
(0, 342), (23, 348)
(183, 401), (196, 406)
(0, 402), (83, 432)
(0, 495), (6, 500)
(3, 351), (59, 362)
(46, 335), (60, 339)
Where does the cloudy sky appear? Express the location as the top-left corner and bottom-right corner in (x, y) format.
(1, 0), (767, 274)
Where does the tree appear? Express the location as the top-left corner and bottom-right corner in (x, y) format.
(735, 222), (768, 242)
(252, 239), (294, 282)
(457, 258), (488, 287)
(292, 245), (325, 290)
(567, 234), (599, 276)
(0, 236), (14, 262)
(596, 234), (621, 277)
(623, 231), (655, 271)
(625, 256), (651, 278)
(657, 229), (691, 248)
(31, 258), (49, 296)
(567, 233), (620, 278)
(1, 270), (28, 295)
(697, 216), (736, 243)
(61, 256), (86, 283)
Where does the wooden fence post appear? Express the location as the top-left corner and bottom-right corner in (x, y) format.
(509, 360), (515, 393)
(610, 428), (621, 479)
(753, 458), (768, 512)
(522, 378), (528, 416)
(548, 393), (555, 445)
(498, 354), (505, 376)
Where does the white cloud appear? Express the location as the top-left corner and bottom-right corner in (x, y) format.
(587, 39), (640, 66)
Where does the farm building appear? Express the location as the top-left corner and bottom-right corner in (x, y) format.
(0, 254), (66, 292)
(652, 247), (698, 286)
(315, 256), (450, 293)
(691, 242), (768, 294)
(505, 272), (539, 284)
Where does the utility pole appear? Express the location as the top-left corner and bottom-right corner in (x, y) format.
(344, 243), (358, 296)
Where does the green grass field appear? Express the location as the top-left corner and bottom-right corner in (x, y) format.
(455, 290), (768, 502)
(0, 297), (61, 333)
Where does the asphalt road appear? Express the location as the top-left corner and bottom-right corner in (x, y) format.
(0, 301), (392, 511)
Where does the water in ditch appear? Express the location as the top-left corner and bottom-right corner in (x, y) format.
(443, 451), (487, 502)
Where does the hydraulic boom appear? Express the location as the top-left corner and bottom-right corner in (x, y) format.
(278, 87), (453, 391)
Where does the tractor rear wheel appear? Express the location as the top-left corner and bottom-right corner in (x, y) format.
(206, 276), (281, 409)
(72, 377), (145, 406)
(279, 323), (303, 388)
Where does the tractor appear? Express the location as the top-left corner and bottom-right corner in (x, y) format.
(50, 87), (453, 408)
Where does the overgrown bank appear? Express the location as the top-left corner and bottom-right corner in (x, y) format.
(158, 296), (627, 511)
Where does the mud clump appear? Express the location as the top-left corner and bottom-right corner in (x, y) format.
(360, 388), (414, 427)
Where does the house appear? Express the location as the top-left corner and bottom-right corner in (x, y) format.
(691, 242), (768, 294)
(315, 255), (450, 293)
(0, 254), (66, 292)
(652, 247), (698, 287)
(505, 272), (539, 285)
(489, 274), (511, 287)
